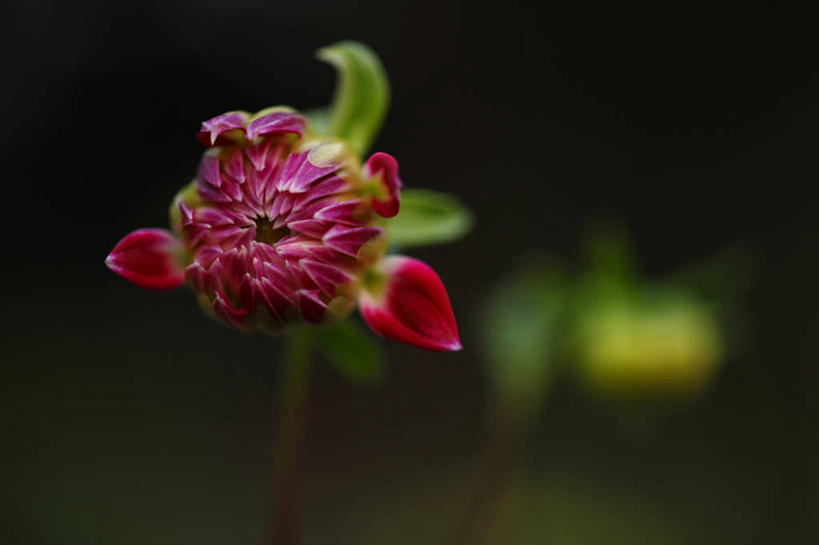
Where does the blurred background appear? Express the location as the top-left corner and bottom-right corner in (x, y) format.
(4, 1), (819, 543)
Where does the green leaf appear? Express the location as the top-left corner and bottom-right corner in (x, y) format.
(386, 189), (473, 248)
(481, 263), (567, 423)
(316, 41), (390, 155)
(317, 319), (386, 386)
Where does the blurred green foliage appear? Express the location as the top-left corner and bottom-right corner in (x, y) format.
(480, 264), (567, 425)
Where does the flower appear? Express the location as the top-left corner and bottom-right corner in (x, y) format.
(106, 108), (460, 351)
(574, 288), (722, 399)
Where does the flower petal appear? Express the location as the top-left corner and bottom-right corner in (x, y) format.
(300, 259), (353, 296)
(106, 229), (186, 290)
(363, 152), (402, 217)
(358, 256), (460, 351)
(197, 112), (249, 147)
(296, 289), (327, 324)
(246, 110), (306, 141)
(322, 224), (382, 257)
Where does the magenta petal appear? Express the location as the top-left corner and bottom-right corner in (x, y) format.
(246, 111), (306, 141)
(314, 200), (360, 225)
(322, 224), (381, 257)
(244, 138), (274, 171)
(359, 256), (461, 351)
(300, 259), (353, 296)
(296, 289), (327, 324)
(106, 228), (186, 290)
(213, 290), (249, 330)
(287, 219), (332, 239)
(363, 152), (402, 218)
(197, 112), (249, 147)
(198, 155), (222, 188)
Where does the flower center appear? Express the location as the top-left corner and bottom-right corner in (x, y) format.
(254, 218), (291, 245)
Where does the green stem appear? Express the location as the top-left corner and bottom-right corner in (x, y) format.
(270, 327), (313, 545)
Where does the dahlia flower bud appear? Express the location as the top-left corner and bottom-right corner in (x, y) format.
(106, 107), (460, 350)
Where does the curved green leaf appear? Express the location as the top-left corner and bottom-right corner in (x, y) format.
(315, 41), (389, 155)
(386, 189), (473, 248)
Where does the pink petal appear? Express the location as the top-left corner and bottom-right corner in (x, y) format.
(363, 152), (402, 218)
(278, 150), (337, 193)
(244, 138), (275, 171)
(246, 111), (306, 141)
(198, 155), (222, 188)
(197, 112), (249, 147)
(213, 290), (249, 330)
(287, 219), (332, 239)
(300, 259), (353, 296)
(359, 256), (460, 352)
(296, 289), (327, 324)
(322, 224), (381, 257)
(106, 229), (186, 290)
(314, 200), (361, 225)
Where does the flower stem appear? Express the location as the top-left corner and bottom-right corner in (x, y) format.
(270, 327), (313, 545)
(453, 413), (529, 545)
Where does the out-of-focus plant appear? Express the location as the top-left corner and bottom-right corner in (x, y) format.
(480, 225), (750, 410)
(458, 223), (752, 544)
(104, 41), (472, 544)
(571, 227), (727, 401)
(573, 279), (722, 400)
(481, 264), (567, 428)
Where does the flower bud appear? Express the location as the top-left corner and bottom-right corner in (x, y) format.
(575, 289), (723, 400)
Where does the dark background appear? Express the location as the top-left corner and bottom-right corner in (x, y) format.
(5, 1), (819, 543)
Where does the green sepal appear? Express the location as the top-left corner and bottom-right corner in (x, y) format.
(315, 41), (390, 155)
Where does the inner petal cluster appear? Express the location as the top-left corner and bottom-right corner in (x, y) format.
(173, 112), (387, 333)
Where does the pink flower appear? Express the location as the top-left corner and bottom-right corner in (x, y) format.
(106, 108), (460, 351)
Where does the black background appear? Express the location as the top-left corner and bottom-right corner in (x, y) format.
(5, 1), (819, 543)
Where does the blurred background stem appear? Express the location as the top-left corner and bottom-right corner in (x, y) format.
(270, 327), (313, 545)
(453, 412), (530, 545)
